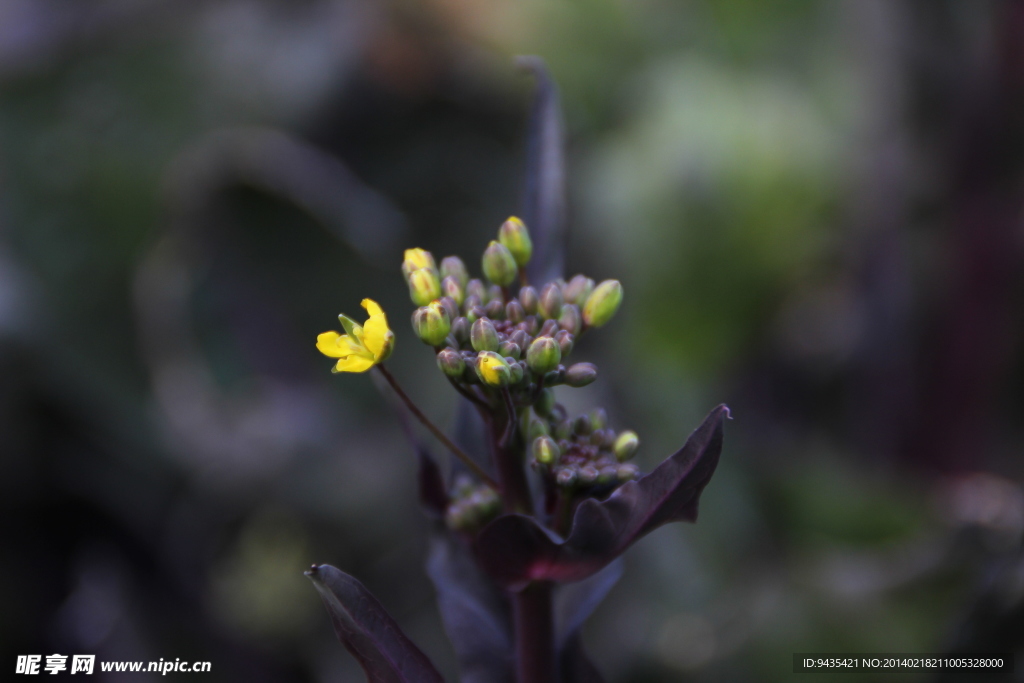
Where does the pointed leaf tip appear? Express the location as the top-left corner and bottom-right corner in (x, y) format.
(475, 405), (728, 587)
(306, 564), (444, 683)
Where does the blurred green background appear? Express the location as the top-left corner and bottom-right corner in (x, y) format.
(2, 0), (1023, 681)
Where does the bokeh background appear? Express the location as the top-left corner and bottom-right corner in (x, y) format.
(3, 0), (1024, 681)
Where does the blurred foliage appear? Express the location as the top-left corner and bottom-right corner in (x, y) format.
(2, 1), (1023, 682)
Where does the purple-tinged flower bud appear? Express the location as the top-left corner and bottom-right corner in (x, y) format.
(532, 435), (560, 466)
(598, 466), (618, 485)
(451, 316), (470, 344)
(563, 274), (595, 307)
(482, 241), (517, 286)
(538, 282), (563, 319)
(582, 279), (623, 328)
(498, 216), (533, 267)
(488, 284), (504, 303)
(539, 318), (560, 337)
(509, 361), (524, 384)
(475, 351), (511, 387)
(617, 463), (640, 482)
(408, 268), (441, 306)
(466, 278), (488, 303)
(564, 362), (598, 387)
(506, 300), (525, 323)
(511, 329), (531, 350)
(440, 256), (469, 288)
(441, 275), (464, 305)
(485, 299), (505, 320)
(437, 348), (466, 379)
(412, 301), (450, 346)
(524, 316), (540, 335)
(439, 296), (460, 322)
(579, 465), (599, 485)
(559, 304), (581, 335)
(499, 340), (521, 360)
(613, 430), (639, 461)
(527, 414), (549, 440)
(555, 329), (574, 357)
(526, 336), (561, 375)
(519, 286), (539, 315)
(471, 318), (500, 352)
(556, 468), (578, 487)
(466, 305), (486, 324)
(574, 414), (593, 435)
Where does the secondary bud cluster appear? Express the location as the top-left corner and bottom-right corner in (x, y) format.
(444, 477), (501, 533)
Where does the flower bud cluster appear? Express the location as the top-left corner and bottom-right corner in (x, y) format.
(444, 477), (501, 533)
(526, 405), (641, 491)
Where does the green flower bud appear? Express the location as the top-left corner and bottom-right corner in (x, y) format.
(451, 316), (470, 344)
(506, 300), (525, 323)
(499, 340), (521, 359)
(519, 286), (539, 314)
(403, 248), (437, 278)
(543, 368), (564, 386)
(589, 408), (608, 431)
(539, 318), (560, 337)
(441, 275), (465, 305)
(598, 465), (618, 485)
(582, 279), (623, 328)
(526, 336), (561, 375)
(564, 362), (598, 387)
(524, 316), (540, 335)
(574, 414), (594, 435)
(509, 361), (525, 384)
(563, 274), (595, 307)
(535, 387), (556, 416)
(526, 414), (550, 440)
(475, 351), (511, 387)
(511, 329), (531, 350)
(485, 299), (505, 320)
(613, 430), (639, 461)
(463, 293), (482, 313)
(440, 256), (469, 288)
(538, 282), (563, 319)
(466, 280), (488, 305)
(482, 241), (517, 286)
(555, 329), (574, 356)
(437, 348), (466, 378)
(466, 305), (486, 324)
(559, 304), (581, 335)
(579, 465), (599, 485)
(532, 435), (560, 465)
(471, 318), (499, 352)
(498, 216), (533, 267)
(412, 301), (450, 346)
(408, 268), (441, 306)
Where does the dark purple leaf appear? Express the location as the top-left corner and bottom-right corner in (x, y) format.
(475, 405), (729, 588)
(426, 531), (514, 683)
(306, 564), (445, 683)
(516, 56), (566, 285)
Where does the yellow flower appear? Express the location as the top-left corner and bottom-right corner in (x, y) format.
(316, 299), (395, 373)
(402, 248), (436, 278)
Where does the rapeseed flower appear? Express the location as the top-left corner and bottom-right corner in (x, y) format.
(316, 299), (394, 373)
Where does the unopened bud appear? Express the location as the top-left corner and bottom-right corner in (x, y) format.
(498, 216), (533, 267)
(488, 285), (504, 303)
(617, 463), (640, 482)
(613, 430), (639, 461)
(526, 414), (549, 440)
(441, 275), (465, 305)
(482, 241), (517, 286)
(471, 318), (499, 352)
(555, 329), (574, 356)
(466, 278), (488, 303)
(526, 336), (561, 375)
(579, 465), (599, 485)
(509, 361), (524, 384)
(412, 302), (451, 346)
(475, 351), (511, 387)
(559, 304), (581, 335)
(556, 468), (578, 487)
(582, 279), (623, 328)
(499, 340), (521, 360)
(511, 329), (531, 350)
(440, 256), (469, 288)
(467, 305), (486, 324)
(589, 408), (608, 431)
(539, 318), (560, 337)
(532, 435), (560, 465)
(437, 348), (466, 379)
(524, 316), (540, 335)
(563, 275), (595, 307)
(451, 316), (470, 344)
(564, 363), (598, 387)
(408, 268), (441, 306)
(519, 286), (539, 314)
(439, 296), (459, 322)
(539, 283), (564, 319)
(485, 299), (504, 320)
(574, 415), (593, 435)
(506, 300), (525, 323)
(403, 248), (436, 278)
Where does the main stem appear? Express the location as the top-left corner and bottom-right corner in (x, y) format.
(376, 365), (497, 488)
(514, 582), (555, 683)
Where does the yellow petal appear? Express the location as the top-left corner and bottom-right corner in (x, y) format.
(362, 316), (392, 359)
(361, 298), (384, 318)
(316, 331), (365, 358)
(333, 355), (376, 373)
